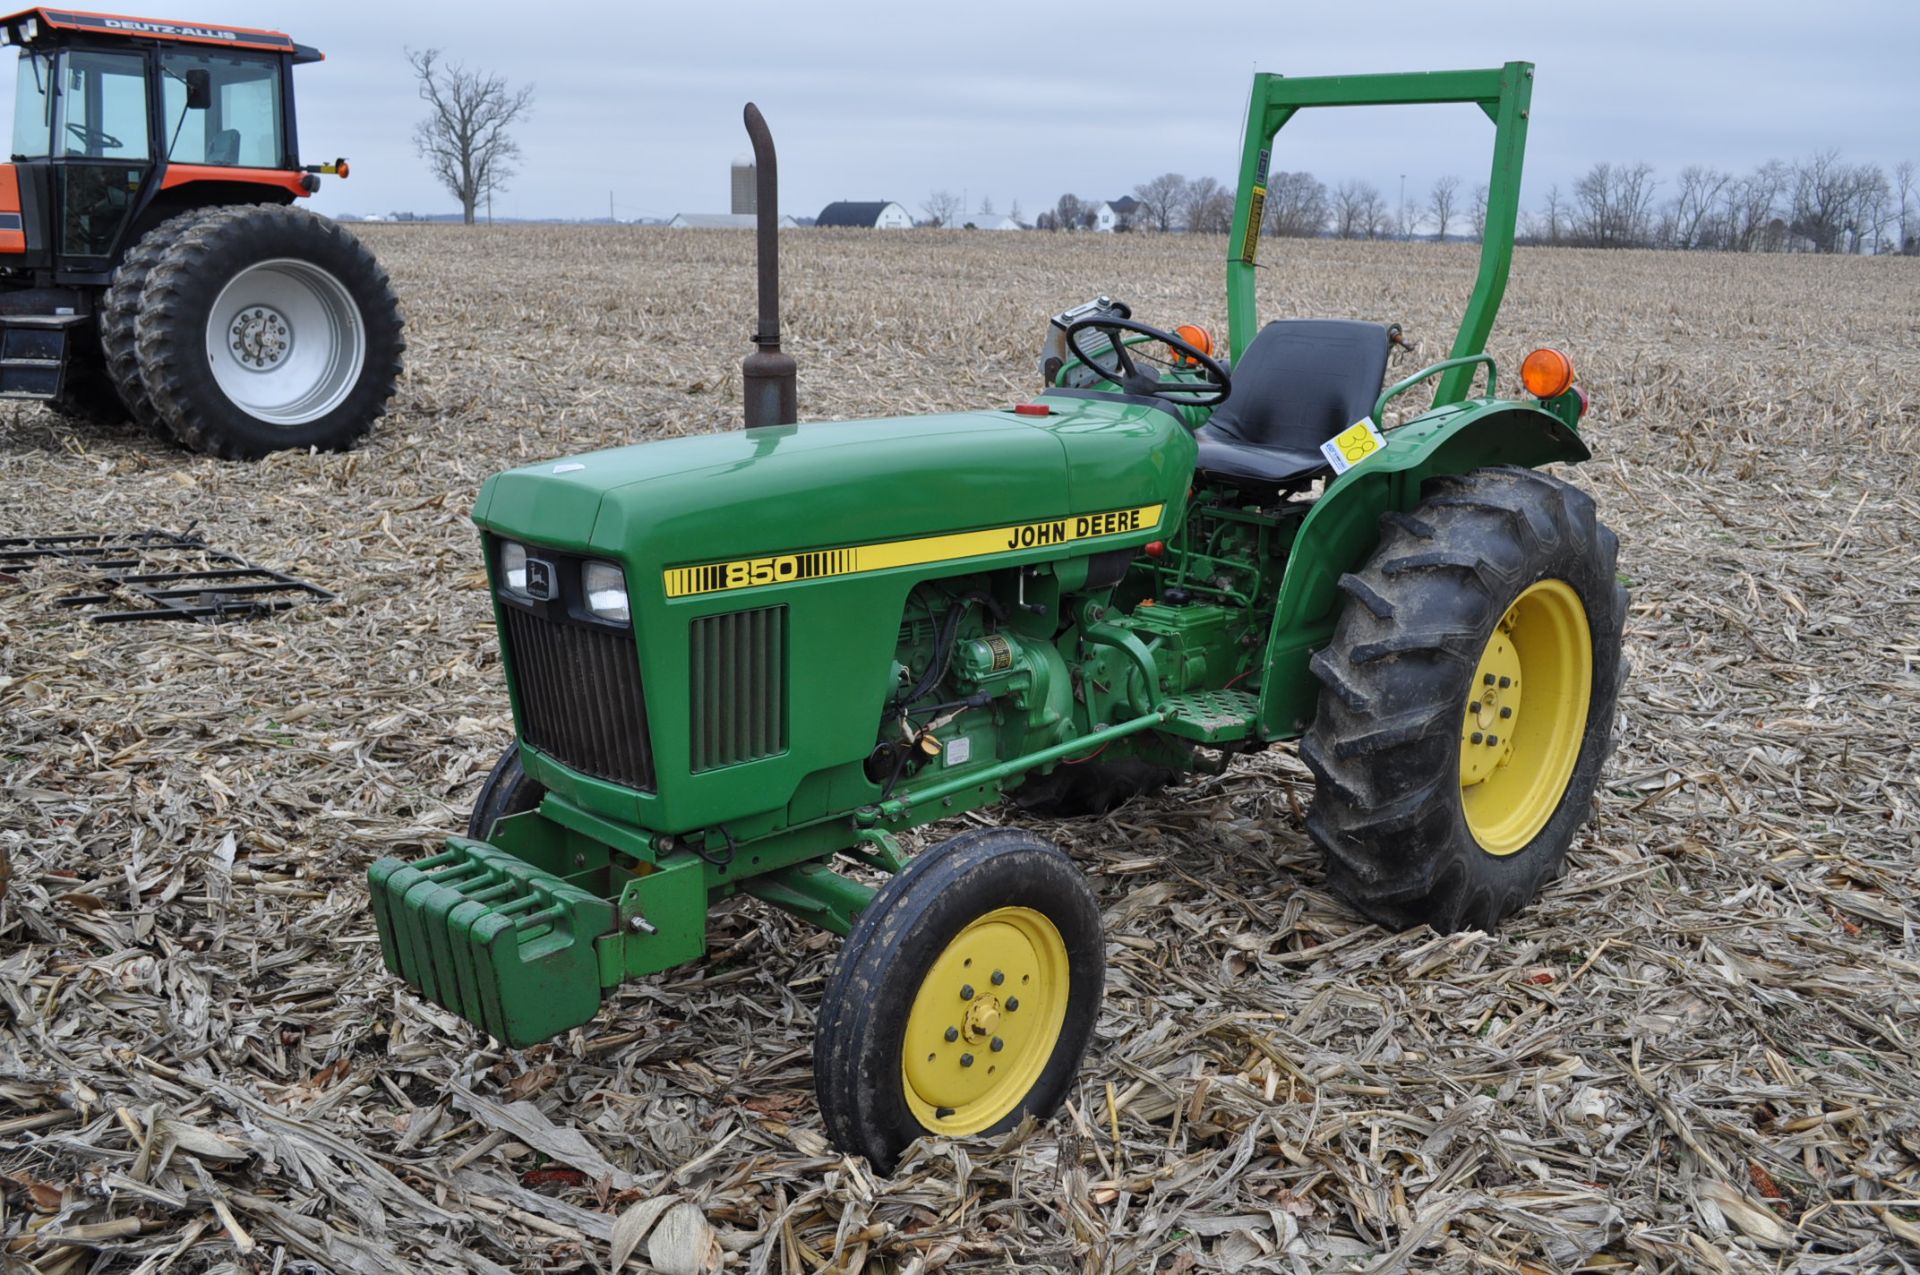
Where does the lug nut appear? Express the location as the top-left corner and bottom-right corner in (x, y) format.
(1499, 676), (1511, 688)
(1006, 997), (1019, 1011)
(1484, 673), (1496, 686)
(959, 984), (974, 1000)
(990, 1037), (1004, 1052)
(1500, 706), (1512, 718)
(1470, 732), (1484, 745)
(960, 1053), (974, 1067)
(1487, 734), (1499, 746)
(944, 1026), (958, 1042)
(991, 970), (1005, 985)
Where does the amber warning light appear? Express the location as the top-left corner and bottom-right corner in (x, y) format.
(1521, 347), (1576, 399)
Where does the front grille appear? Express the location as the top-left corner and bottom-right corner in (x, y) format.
(501, 605), (655, 790)
(690, 606), (787, 772)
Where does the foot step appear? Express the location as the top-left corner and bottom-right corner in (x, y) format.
(1157, 688), (1260, 743)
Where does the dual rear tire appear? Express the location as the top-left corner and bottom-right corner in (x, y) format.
(82, 204), (404, 459)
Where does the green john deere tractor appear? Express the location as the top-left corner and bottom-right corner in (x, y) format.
(371, 63), (1626, 1169)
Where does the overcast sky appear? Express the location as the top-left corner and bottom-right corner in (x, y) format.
(6, 0), (1915, 222)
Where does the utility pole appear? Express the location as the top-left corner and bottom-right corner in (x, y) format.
(609, 190), (615, 223)
(1399, 173), (1407, 240)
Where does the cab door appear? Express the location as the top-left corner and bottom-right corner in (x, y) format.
(51, 48), (152, 273)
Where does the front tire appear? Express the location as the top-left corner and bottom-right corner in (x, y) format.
(467, 743), (545, 841)
(1301, 466), (1627, 932)
(135, 205), (404, 459)
(814, 828), (1104, 1172)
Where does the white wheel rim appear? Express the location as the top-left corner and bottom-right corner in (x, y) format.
(204, 258), (366, 426)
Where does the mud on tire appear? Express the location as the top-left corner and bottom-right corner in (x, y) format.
(1301, 466), (1627, 933)
(135, 205), (404, 459)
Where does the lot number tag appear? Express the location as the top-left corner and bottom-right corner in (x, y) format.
(1321, 417), (1386, 475)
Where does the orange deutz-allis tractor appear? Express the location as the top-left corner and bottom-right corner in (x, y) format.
(0, 9), (402, 458)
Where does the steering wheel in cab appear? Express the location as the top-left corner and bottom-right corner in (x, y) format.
(65, 122), (126, 151)
(1064, 315), (1231, 408)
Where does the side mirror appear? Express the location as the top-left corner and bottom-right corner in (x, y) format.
(185, 69), (211, 110)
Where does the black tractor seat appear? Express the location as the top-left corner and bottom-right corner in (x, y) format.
(1195, 319), (1392, 490)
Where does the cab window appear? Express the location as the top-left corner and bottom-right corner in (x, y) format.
(10, 51), (53, 159)
(161, 51), (285, 168)
(56, 50), (150, 159)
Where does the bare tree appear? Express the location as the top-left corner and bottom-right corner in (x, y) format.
(1054, 193), (1086, 232)
(921, 189), (962, 228)
(1332, 180), (1376, 239)
(1009, 198), (1023, 226)
(1180, 177), (1232, 234)
(1469, 183), (1489, 242)
(1571, 163), (1657, 247)
(1723, 160), (1787, 251)
(1132, 173), (1186, 233)
(1667, 166), (1731, 249)
(979, 195), (995, 215)
(1428, 175), (1459, 241)
(408, 49), (534, 226)
(1264, 171), (1329, 238)
(1528, 184), (1566, 245)
(1896, 161), (1915, 254)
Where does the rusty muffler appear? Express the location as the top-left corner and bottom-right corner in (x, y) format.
(741, 102), (797, 428)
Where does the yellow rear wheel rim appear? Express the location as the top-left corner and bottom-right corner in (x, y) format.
(900, 907), (1069, 1135)
(1459, 578), (1593, 856)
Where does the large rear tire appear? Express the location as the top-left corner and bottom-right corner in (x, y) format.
(1301, 466), (1627, 933)
(135, 205), (403, 459)
(814, 828), (1104, 1172)
(101, 208), (219, 436)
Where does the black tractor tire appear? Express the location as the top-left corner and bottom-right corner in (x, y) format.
(101, 208), (220, 436)
(467, 743), (546, 841)
(1301, 466), (1627, 933)
(814, 827), (1104, 1172)
(135, 205), (404, 459)
(1009, 757), (1181, 818)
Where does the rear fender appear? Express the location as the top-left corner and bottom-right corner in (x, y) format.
(1255, 400), (1589, 737)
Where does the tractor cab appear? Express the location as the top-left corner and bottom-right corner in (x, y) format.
(0, 9), (322, 284)
(0, 10), (393, 460)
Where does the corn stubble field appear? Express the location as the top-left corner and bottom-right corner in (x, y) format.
(1, 226), (1917, 1274)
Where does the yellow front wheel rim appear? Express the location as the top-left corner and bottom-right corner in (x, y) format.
(900, 907), (1069, 1135)
(1459, 579), (1593, 856)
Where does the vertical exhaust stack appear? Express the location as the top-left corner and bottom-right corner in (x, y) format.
(741, 103), (797, 428)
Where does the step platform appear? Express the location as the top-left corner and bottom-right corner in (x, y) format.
(1155, 688), (1261, 743)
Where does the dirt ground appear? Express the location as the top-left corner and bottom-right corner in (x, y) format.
(2, 227), (1917, 1274)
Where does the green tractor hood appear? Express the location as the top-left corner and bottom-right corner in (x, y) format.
(473, 398), (1195, 571)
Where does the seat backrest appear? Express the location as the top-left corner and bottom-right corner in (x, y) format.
(1206, 319), (1392, 453)
(208, 130), (241, 166)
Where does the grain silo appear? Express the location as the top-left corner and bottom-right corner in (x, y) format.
(731, 156), (756, 215)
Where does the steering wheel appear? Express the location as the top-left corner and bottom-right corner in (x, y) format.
(66, 122), (125, 151)
(1063, 315), (1231, 408)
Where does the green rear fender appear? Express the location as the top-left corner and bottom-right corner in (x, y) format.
(1255, 400), (1589, 737)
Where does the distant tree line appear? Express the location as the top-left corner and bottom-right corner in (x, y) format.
(1021, 158), (1916, 254)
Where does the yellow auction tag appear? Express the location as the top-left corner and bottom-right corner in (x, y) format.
(1320, 417), (1386, 475)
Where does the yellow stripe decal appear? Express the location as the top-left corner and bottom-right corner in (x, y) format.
(663, 504), (1165, 599)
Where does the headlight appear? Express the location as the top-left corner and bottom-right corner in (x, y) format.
(499, 541), (528, 593)
(583, 562), (629, 623)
